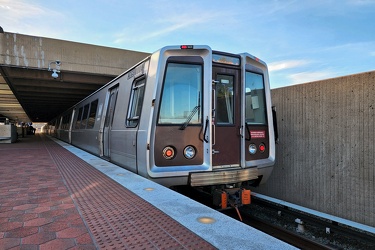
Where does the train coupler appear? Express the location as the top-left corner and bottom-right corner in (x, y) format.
(213, 188), (251, 210)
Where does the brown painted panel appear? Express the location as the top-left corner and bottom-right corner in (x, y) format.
(212, 65), (241, 166)
(154, 126), (204, 166)
(244, 125), (270, 161)
(213, 125), (240, 165)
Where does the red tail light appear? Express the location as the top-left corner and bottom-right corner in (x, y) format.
(259, 143), (266, 153)
(180, 45), (193, 49)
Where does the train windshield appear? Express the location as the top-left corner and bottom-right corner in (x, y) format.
(245, 71), (267, 125)
(158, 63), (202, 125)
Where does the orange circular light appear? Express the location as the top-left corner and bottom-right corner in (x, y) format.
(163, 146), (175, 160)
(166, 149), (173, 157)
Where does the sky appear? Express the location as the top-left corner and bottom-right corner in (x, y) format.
(1, 0), (375, 89)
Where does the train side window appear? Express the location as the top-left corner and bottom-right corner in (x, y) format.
(66, 113), (72, 129)
(81, 104), (90, 129)
(61, 115), (65, 129)
(57, 116), (63, 129)
(62, 114), (69, 129)
(75, 107), (83, 129)
(87, 99), (98, 129)
(127, 78), (146, 127)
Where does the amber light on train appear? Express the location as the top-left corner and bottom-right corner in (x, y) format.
(163, 146), (175, 160)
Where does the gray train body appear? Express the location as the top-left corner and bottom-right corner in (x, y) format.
(49, 45), (276, 189)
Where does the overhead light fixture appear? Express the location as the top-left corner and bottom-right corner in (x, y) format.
(48, 60), (61, 79)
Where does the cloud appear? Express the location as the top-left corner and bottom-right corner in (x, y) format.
(114, 15), (215, 45)
(0, 0), (45, 17)
(321, 41), (375, 52)
(289, 71), (335, 85)
(346, 0), (375, 5)
(0, 0), (65, 38)
(268, 60), (310, 72)
(112, 4), (224, 46)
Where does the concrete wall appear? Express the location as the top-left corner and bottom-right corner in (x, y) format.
(254, 71), (375, 227)
(0, 32), (149, 75)
(0, 32), (151, 123)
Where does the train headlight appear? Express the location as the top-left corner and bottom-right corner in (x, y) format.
(163, 146), (175, 160)
(183, 145), (196, 159)
(249, 144), (257, 154)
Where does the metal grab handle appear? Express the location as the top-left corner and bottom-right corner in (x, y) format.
(245, 122), (251, 141)
(203, 117), (209, 143)
(212, 115), (216, 146)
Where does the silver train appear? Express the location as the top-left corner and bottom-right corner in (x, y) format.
(48, 45), (277, 206)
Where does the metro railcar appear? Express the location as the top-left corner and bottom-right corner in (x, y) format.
(48, 45), (277, 208)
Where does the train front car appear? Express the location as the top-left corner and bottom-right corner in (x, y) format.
(143, 46), (275, 209)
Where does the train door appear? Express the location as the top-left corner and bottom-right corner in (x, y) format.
(103, 86), (119, 158)
(212, 66), (241, 168)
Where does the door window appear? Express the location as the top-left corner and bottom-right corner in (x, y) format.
(105, 88), (119, 128)
(216, 75), (234, 125)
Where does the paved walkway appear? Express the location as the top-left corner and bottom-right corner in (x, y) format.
(0, 134), (215, 249)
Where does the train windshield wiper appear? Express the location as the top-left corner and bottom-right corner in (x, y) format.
(180, 105), (200, 130)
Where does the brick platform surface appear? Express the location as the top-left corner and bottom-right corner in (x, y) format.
(0, 134), (216, 249)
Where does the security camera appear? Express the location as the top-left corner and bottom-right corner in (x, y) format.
(48, 60), (61, 79)
(51, 69), (59, 79)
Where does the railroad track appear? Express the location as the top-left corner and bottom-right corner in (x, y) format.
(176, 187), (375, 249)
(177, 187), (332, 248)
(246, 197), (375, 249)
(222, 209), (334, 249)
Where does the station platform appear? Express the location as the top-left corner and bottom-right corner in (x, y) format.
(0, 134), (295, 249)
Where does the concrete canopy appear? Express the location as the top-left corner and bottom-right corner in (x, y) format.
(0, 31), (150, 124)
(0, 66), (115, 123)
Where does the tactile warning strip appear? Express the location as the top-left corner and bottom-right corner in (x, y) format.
(43, 136), (216, 249)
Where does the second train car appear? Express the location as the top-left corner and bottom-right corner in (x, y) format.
(49, 45), (276, 208)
